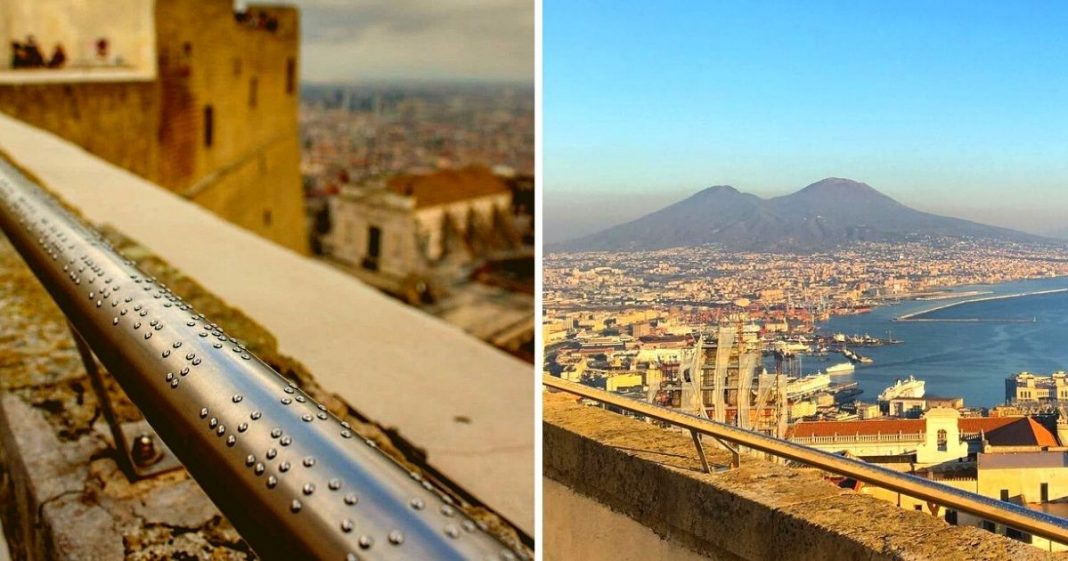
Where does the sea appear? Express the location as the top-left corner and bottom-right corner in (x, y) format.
(794, 276), (1068, 408)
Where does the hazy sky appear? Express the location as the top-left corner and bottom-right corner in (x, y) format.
(276, 0), (533, 84)
(544, 1), (1068, 243)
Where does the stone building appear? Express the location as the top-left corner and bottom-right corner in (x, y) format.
(324, 165), (519, 301)
(0, 0), (307, 253)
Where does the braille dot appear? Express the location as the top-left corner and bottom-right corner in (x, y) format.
(133, 322), (141, 329)
(346, 554), (357, 561)
(173, 341), (182, 348)
(245, 455), (255, 466)
(139, 310), (147, 317)
(170, 380), (179, 388)
(280, 461), (291, 472)
(266, 476), (278, 489)
(328, 479), (341, 491)
(200, 408), (209, 418)
(302, 483), (315, 495)
(442, 505), (455, 517)
(280, 436), (292, 446)
(200, 332), (208, 338)
(241, 354), (251, 360)
(388, 531), (404, 545)
(112, 318), (119, 325)
(318, 404), (327, 411)
(301, 414), (313, 422)
(302, 457), (316, 468)
(154, 324), (163, 331)
(462, 520), (476, 533)
(281, 398), (292, 405)
(290, 500), (302, 513)
(271, 428), (282, 438)
(266, 448), (277, 460)
(213, 343), (223, 349)
(144, 332), (152, 340)
(255, 463), (265, 475)
(166, 372), (175, 382)
(209, 418), (218, 428)
(120, 309), (127, 316)
(162, 350), (170, 358)
(238, 423), (248, 433)
(410, 498), (425, 510)
(180, 367), (189, 376)
(295, 396), (306, 403)
(250, 411), (262, 420)
(341, 519), (354, 533)
(185, 353), (195, 360)
(340, 430), (352, 439)
(96, 300), (102, 308)
(341, 421), (351, 429)
(358, 536), (373, 549)
(344, 494), (358, 506)
(216, 425), (225, 436)
(317, 412), (328, 420)
(192, 358), (202, 366)
(226, 435), (236, 447)
(444, 525), (460, 539)
(150, 320), (158, 327)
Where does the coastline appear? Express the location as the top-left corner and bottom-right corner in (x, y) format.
(895, 288), (1068, 322)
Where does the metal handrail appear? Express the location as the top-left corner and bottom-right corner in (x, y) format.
(543, 374), (1068, 546)
(0, 156), (526, 561)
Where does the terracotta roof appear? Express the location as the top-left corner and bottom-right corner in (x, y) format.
(788, 419), (925, 439)
(985, 418), (1059, 448)
(387, 166), (509, 209)
(958, 417), (1020, 435)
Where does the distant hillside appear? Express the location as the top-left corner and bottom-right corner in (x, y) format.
(552, 178), (1053, 252)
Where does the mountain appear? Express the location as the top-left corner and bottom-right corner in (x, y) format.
(552, 178), (1053, 252)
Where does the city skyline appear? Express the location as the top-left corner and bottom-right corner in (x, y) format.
(545, 1), (1068, 243)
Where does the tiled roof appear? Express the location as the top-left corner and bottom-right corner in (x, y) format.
(788, 419), (925, 438)
(958, 417), (1021, 435)
(387, 165), (509, 209)
(985, 417), (1059, 448)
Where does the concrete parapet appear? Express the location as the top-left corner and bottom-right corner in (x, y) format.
(543, 392), (1064, 561)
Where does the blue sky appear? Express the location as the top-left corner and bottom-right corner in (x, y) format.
(544, 1), (1068, 242)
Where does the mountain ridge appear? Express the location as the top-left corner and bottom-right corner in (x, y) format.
(552, 178), (1055, 253)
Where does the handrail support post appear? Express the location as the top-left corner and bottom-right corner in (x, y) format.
(68, 322), (181, 480)
(690, 429), (711, 473)
(711, 435), (741, 469)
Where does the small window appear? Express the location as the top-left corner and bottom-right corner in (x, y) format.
(249, 76), (258, 108)
(1006, 527), (1032, 543)
(945, 510), (958, 525)
(203, 105), (214, 147)
(286, 58), (296, 94)
(1000, 489), (1009, 502)
(263, 209), (272, 227)
(913, 504), (922, 511)
(981, 520), (995, 532)
(936, 429), (947, 452)
(1042, 483), (1050, 503)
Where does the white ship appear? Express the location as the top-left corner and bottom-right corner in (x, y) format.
(825, 362), (856, 375)
(878, 375), (926, 402)
(786, 372), (831, 397)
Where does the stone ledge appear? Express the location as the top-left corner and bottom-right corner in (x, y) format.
(543, 391), (1063, 561)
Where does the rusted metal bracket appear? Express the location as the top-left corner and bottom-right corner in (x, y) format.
(68, 323), (182, 480)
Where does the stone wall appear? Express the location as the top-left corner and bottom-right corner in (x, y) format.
(0, 0), (307, 254)
(543, 392), (1066, 561)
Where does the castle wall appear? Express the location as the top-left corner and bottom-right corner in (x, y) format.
(0, 0), (307, 253)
